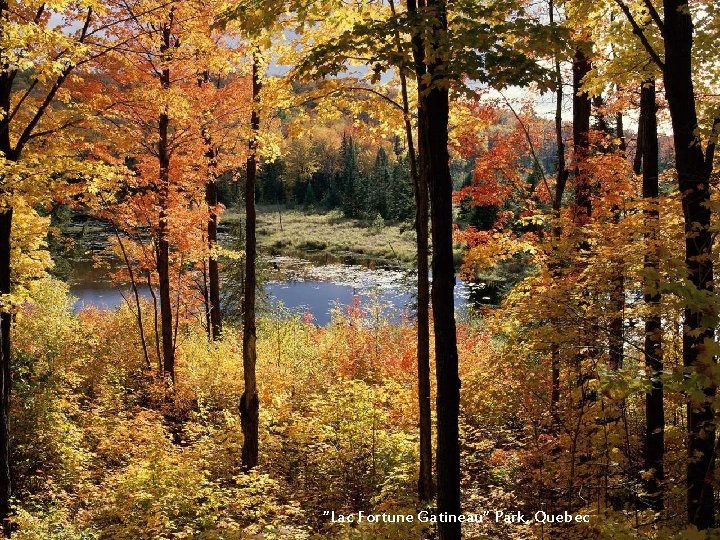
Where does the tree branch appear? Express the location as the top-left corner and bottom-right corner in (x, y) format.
(614, 0), (665, 71)
(498, 91), (553, 200)
(13, 8), (92, 156)
(642, 0), (664, 33)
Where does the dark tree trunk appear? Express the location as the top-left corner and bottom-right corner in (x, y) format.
(662, 0), (715, 527)
(0, 10), (13, 527)
(157, 22), (174, 382)
(240, 54), (261, 470)
(157, 119), (174, 380)
(608, 110), (625, 372)
(639, 78), (664, 511)
(411, 116), (433, 504)
(206, 177), (221, 340)
(0, 208), (10, 537)
(424, 90), (461, 540)
(200, 71), (222, 341)
(413, 0), (461, 535)
(392, 0), (433, 502)
(0, 2), (14, 529)
(572, 47), (592, 225)
(549, 0), (567, 419)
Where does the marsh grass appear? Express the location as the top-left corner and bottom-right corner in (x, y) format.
(223, 206), (418, 266)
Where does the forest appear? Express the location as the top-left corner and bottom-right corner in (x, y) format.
(1, 0), (719, 538)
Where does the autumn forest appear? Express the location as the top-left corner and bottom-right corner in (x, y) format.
(1, 0), (719, 538)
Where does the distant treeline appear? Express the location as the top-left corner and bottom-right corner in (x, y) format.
(253, 135), (415, 222)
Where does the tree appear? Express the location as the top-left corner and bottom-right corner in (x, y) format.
(639, 77), (664, 511)
(406, 0), (460, 534)
(615, 0), (719, 527)
(0, 0), (131, 528)
(86, 0), (247, 380)
(240, 49), (262, 470)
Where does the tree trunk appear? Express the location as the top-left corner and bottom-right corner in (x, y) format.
(157, 123), (174, 380)
(240, 53), (261, 470)
(0, 17), (13, 528)
(0, 3), (14, 529)
(425, 92), (461, 540)
(415, 0), (461, 535)
(206, 178), (222, 340)
(608, 109), (625, 372)
(200, 71), (222, 341)
(572, 47), (592, 225)
(410, 110), (433, 504)
(389, 0), (433, 502)
(0, 209), (9, 537)
(640, 78), (664, 511)
(662, 0), (715, 527)
(549, 0), (566, 419)
(157, 22), (174, 382)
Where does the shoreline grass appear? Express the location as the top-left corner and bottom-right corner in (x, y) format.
(222, 205), (419, 267)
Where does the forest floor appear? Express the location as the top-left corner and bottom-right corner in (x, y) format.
(222, 206), (419, 266)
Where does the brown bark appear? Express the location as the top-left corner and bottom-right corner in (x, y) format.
(639, 78), (664, 511)
(662, 0), (715, 527)
(240, 53), (261, 470)
(572, 47), (592, 225)
(206, 179), (221, 340)
(156, 20), (174, 382)
(408, 0), (461, 534)
(200, 72), (222, 340)
(549, 0), (566, 418)
(0, 2), (15, 526)
(390, 0), (433, 502)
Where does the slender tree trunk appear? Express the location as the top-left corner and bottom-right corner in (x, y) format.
(147, 269), (162, 370)
(200, 72), (222, 340)
(0, 207), (10, 537)
(0, 21), (13, 530)
(410, 0), (461, 534)
(389, 0), (433, 502)
(572, 47), (592, 226)
(202, 259), (211, 340)
(206, 175), (221, 339)
(0, 3), (14, 529)
(112, 225), (151, 369)
(409, 94), (433, 505)
(608, 110), (625, 372)
(240, 52), (261, 470)
(156, 21), (174, 382)
(549, 0), (566, 419)
(662, 0), (715, 527)
(566, 45), (592, 510)
(640, 78), (664, 511)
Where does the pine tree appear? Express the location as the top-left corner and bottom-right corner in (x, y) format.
(387, 155), (414, 222)
(303, 182), (317, 209)
(339, 135), (361, 218)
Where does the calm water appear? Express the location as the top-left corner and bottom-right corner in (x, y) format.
(63, 220), (484, 325)
(70, 258), (473, 326)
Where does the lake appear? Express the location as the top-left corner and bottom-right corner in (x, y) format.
(70, 255), (479, 326)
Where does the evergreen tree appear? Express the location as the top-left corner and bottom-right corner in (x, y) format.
(339, 134), (361, 217)
(303, 182), (317, 209)
(387, 155), (415, 222)
(367, 148), (390, 218)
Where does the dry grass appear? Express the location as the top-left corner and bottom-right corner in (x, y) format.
(223, 206), (418, 266)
